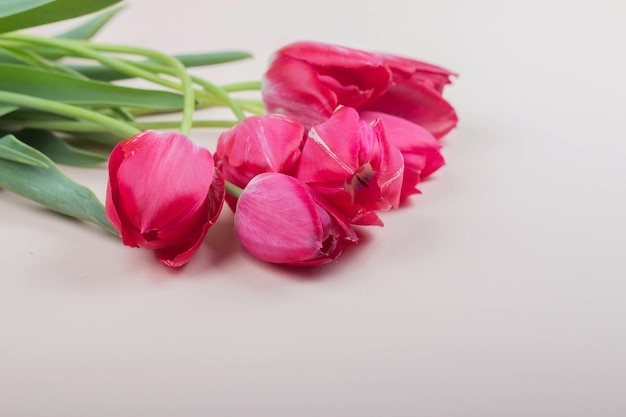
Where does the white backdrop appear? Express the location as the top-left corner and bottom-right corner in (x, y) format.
(2, 0), (626, 416)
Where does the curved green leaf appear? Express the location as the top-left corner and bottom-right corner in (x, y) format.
(0, 105), (18, 117)
(0, 134), (115, 233)
(0, 64), (184, 109)
(56, 5), (124, 40)
(14, 129), (109, 167)
(71, 51), (253, 81)
(0, 0), (124, 33)
(0, 0), (55, 19)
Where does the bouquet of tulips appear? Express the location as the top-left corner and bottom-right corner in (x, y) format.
(0, 0), (458, 268)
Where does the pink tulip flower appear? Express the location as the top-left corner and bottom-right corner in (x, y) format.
(361, 52), (458, 139)
(234, 172), (358, 266)
(262, 41), (392, 129)
(105, 131), (224, 267)
(215, 114), (304, 210)
(296, 107), (404, 226)
(361, 111), (444, 200)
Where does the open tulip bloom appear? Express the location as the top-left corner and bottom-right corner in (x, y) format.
(0, 4), (457, 270)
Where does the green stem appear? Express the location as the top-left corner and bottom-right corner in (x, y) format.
(224, 180), (243, 198)
(1, 118), (238, 133)
(88, 43), (196, 135)
(118, 58), (246, 121)
(2, 34), (197, 136)
(221, 81), (263, 92)
(1, 35), (251, 123)
(0, 91), (139, 138)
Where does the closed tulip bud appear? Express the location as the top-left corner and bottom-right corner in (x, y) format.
(234, 172), (357, 266)
(105, 131), (224, 267)
(215, 114), (304, 211)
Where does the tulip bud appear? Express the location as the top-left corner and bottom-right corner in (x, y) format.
(234, 172), (357, 266)
(215, 114), (304, 210)
(105, 131), (224, 267)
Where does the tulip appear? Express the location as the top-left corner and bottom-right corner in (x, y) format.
(295, 107), (404, 226)
(361, 52), (458, 139)
(214, 114), (304, 210)
(360, 111), (444, 200)
(234, 172), (357, 266)
(105, 131), (224, 267)
(262, 41), (392, 129)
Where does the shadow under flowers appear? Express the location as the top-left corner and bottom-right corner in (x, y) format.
(262, 227), (375, 282)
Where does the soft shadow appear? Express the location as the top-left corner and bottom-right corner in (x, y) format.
(202, 211), (238, 266)
(266, 227), (375, 282)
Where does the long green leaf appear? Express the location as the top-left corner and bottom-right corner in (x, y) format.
(0, 105), (18, 117)
(0, 64), (184, 109)
(0, 134), (115, 233)
(0, 0), (124, 33)
(56, 5), (124, 40)
(14, 129), (109, 167)
(0, 0), (55, 19)
(71, 51), (253, 81)
(0, 48), (26, 65)
(0, 141), (48, 167)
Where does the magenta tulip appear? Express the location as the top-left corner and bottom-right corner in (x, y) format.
(105, 131), (224, 267)
(262, 41), (392, 129)
(295, 107), (404, 226)
(361, 53), (458, 139)
(214, 114), (304, 210)
(361, 111), (444, 200)
(234, 172), (357, 266)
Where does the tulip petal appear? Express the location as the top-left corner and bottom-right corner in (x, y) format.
(263, 55), (338, 128)
(297, 107), (361, 183)
(235, 173), (325, 264)
(362, 82), (458, 139)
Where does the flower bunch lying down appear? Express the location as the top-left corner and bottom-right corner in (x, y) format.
(0, 2), (457, 268)
(107, 42), (458, 266)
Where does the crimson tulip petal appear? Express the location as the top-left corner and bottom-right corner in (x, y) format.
(373, 52), (457, 94)
(362, 82), (458, 139)
(263, 55), (338, 128)
(295, 107), (403, 225)
(361, 111), (445, 199)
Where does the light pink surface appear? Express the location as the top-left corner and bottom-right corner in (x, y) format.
(2, 1), (626, 416)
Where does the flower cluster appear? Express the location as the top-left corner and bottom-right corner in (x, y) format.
(105, 41), (458, 267)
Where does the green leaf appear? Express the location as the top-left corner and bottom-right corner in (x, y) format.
(0, 0), (124, 34)
(0, 140), (48, 167)
(0, 64), (184, 109)
(71, 51), (253, 81)
(0, 105), (18, 117)
(0, 134), (115, 233)
(14, 129), (109, 167)
(0, 0), (56, 19)
(0, 47), (27, 65)
(56, 5), (124, 40)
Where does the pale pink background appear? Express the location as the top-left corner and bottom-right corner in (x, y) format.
(2, 0), (625, 416)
